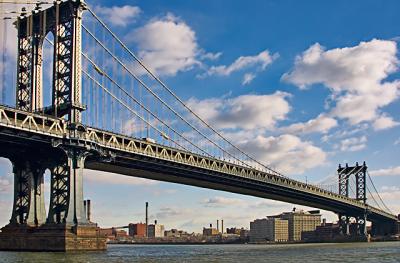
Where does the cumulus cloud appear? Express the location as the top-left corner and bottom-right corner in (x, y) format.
(199, 50), (278, 83)
(235, 134), (326, 175)
(370, 166), (400, 177)
(284, 114), (338, 134)
(186, 91), (291, 130)
(283, 39), (400, 127)
(84, 169), (158, 186)
(127, 14), (200, 76)
(372, 115), (399, 131)
(94, 5), (141, 27)
(336, 136), (367, 152)
(204, 50), (278, 77)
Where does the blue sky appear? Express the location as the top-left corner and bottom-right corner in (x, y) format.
(1, 0), (400, 232)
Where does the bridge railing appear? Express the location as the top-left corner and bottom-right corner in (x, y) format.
(0, 104), (66, 137)
(0, 104), (396, 221)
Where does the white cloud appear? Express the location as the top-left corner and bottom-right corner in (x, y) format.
(242, 73), (256, 85)
(283, 39), (400, 127)
(94, 5), (141, 27)
(200, 51), (222, 61)
(235, 134), (326, 175)
(284, 114), (338, 134)
(337, 136), (367, 152)
(202, 196), (246, 207)
(84, 169), (158, 186)
(370, 166), (400, 177)
(127, 14), (200, 76)
(372, 115), (399, 131)
(204, 50), (278, 77)
(186, 91), (291, 130)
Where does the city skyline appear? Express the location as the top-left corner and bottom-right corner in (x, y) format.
(1, 0), (400, 233)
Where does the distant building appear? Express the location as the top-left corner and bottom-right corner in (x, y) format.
(164, 229), (190, 238)
(99, 228), (113, 237)
(99, 228), (128, 239)
(226, 227), (242, 235)
(302, 222), (340, 242)
(250, 217), (288, 242)
(240, 229), (250, 242)
(129, 223), (146, 237)
(148, 221), (165, 238)
(280, 209), (321, 241)
(114, 229), (128, 237)
(203, 227), (219, 236)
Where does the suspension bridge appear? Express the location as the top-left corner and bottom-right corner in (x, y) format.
(0, 0), (398, 251)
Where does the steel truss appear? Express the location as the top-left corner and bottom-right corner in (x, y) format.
(15, 0), (85, 122)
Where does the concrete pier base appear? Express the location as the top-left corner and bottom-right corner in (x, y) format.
(0, 224), (106, 251)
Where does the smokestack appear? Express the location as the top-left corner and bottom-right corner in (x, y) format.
(84, 200), (87, 220)
(217, 220), (219, 232)
(87, 200), (91, 222)
(146, 202), (149, 238)
(210, 223), (212, 228)
(221, 219), (224, 234)
(155, 220), (157, 225)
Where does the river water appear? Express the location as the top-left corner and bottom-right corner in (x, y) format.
(0, 242), (399, 262)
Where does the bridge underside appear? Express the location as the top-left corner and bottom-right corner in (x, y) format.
(85, 154), (396, 226)
(0, 112), (398, 251)
(0, 126), (397, 232)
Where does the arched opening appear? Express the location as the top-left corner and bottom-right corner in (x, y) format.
(41, 32), (54, 111)
(0, 157), (13, 227)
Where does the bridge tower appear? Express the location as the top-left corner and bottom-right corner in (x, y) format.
(337, 162), (368, 237)
(0, 0), (105, 251)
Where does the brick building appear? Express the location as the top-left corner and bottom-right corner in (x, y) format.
(129, 223), (146, 237)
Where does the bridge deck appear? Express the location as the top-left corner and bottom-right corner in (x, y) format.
(0, 104), (397, 222)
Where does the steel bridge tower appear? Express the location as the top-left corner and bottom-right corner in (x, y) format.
(337, 162), (368, 237)
(0, 0), (105, 251)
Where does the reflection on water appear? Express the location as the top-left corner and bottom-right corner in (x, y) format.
(0, 242), (399, 263)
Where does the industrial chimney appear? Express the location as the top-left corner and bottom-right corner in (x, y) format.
(221, 219), (224, 234)
(145, 202), (149, 238)
(87, 200), (91, 222)
(83, 200), (87, 220)
(217, 220), (219, 232)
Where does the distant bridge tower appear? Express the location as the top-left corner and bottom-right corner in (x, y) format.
(0, 0), (105, 251)
(337, 162), (367, 237)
